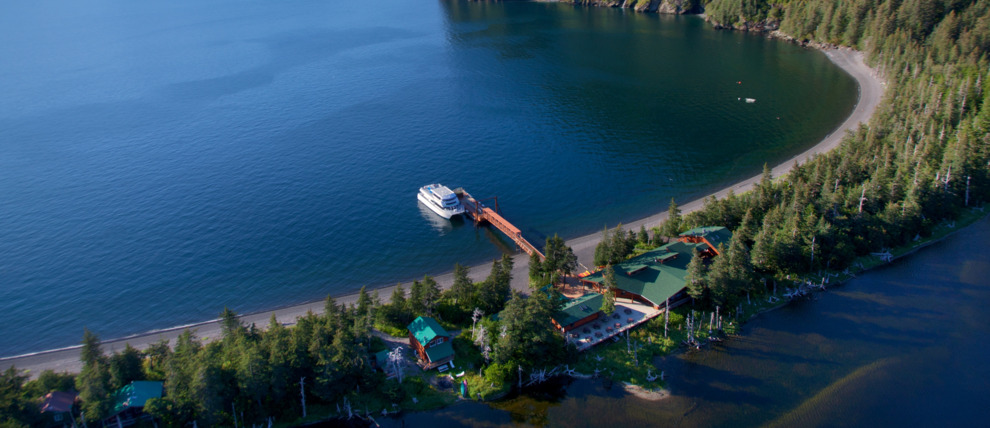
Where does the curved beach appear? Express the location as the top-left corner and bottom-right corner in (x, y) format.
(0, 48), (884, 376)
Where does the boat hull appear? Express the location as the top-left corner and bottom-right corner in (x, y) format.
(418, 191), (463, 219)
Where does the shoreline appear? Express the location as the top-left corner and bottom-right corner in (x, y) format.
(0, 47), (884, 376)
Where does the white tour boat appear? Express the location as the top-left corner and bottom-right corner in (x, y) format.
(418, 184), (466, 219)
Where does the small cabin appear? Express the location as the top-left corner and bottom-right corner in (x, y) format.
(102, 381), (163, 427)
(407, 316), (454, 371)
(39, 391), (77, 428)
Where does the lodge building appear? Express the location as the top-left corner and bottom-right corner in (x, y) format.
(578, 226), (732, 310)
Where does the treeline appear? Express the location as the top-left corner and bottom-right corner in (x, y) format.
(55, 254), (520, 427)
(70, 299), (380, 426)
(704, 0), (789, 27)
(660, 0), (990, 309)
(1, 245), (574, 427)
(4, 302), (378, 427)
(0, 368), (75, 426)
(378, 254), (514, 332)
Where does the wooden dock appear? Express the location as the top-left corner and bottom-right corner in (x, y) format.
(455, 188), (544, 260)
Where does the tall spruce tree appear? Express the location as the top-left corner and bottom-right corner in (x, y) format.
(601, 265), (617, 315)
(450, 263), (474, 306)
(685, 247), (709, 302)
(528, 252), (545, 287)
(543, 234), (577, 283)
(421, 275), (441, 316)
(78, 329), (113, 422)
(661, 199), (682, 238)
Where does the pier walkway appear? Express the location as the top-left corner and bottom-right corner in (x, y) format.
(455, 189), (544, 260)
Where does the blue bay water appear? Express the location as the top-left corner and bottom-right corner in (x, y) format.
(0, 0), (856, 356)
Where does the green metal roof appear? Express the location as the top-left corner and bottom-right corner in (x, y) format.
(680, 226), (732, 250)
(111, 381), (163, 414)
(407, 316), (449, 346)
(552, 293), (604, 327)
(584, 240), (704, 306)
(424, 340), (454, 363)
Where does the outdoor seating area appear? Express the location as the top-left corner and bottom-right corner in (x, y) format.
(570, 300), (662, 351)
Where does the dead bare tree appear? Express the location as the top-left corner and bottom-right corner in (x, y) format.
(300, 377), (306, 419)
(388, 347), (404, 384)
(471, 307), (484, 340)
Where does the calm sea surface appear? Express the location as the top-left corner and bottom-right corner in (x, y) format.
(0, 0), (856, 356)
(384, 216), (990, 427)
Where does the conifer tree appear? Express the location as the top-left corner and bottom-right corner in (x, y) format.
(451, 263), (474, 306)
(108, 344), (144, 391)
(0, 367), (42, 427)
(735, 208), (758, 245)
(528, 252), (545, 287)
(661, 199), (682, 238)
(708, 244), (735, 307)
(543, 234), (577, 283)
(421, 275), (441, 316)
(219, 306), (242, 339)
(593, 226), (610, 267)
(638, 224), (650, 246)
(685, 247), (709, 302)
(600, 265), (617, 315)
(78, 329), (113, 422)
(408, 280), (425, 315)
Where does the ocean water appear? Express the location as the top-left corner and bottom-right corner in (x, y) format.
(0, 0), (856, 357)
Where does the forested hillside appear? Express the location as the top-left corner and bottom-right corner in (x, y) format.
(658, 0), (990, 307)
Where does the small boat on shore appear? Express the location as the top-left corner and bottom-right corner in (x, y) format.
(418, 183), (465, 219)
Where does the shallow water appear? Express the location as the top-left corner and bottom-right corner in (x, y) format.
(0, 0), (856, 356)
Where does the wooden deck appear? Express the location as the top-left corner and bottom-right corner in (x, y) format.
(456, 189), (544, 260)
(569, 301), (662, 352)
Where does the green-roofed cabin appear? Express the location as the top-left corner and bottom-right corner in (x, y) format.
(551, 293), (604, 333)
(678, 226), (732, 256)
(407, 316), (454, 370)
(103, 380), (163, 427)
